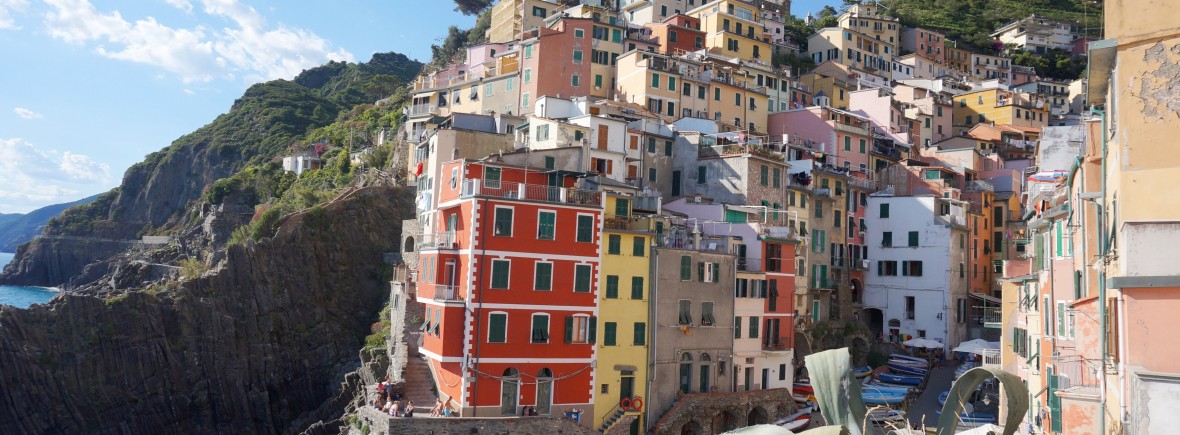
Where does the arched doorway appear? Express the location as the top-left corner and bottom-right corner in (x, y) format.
(747, 406), (769, 425)
(500, 368), (519, 415)
(680, 419), (704, 435)
(887, 318), (901, 343)
(699, 353), (711, 393)
(403, 236), (415, 252)
(679, 353), (693, 394)
(865, 308), (884, 341)
(535, 368), (553, 415)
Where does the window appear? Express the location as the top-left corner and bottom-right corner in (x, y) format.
(680, 256), (692, 280)
(678, 300), (692, 324)
(603, 322), (616, 346)
(576, 215), (594, 242)
(573, 264), (591, 292)
(574, 28), (584, 38)
(697, 165), (707, 183)
(531, 314), (550, 343)
(491, 259), (511, 289)
(608, 234), (621, 254)
(882, 231), (893, 247)
(572, 50), (583, 64)
(760, 165), (769, 186)
(535, 262), (553, 290)
(605, 275), (619, 298)
(877, 260), (898, 276)
(631, 277), (644, 299)
(649, 167), (657, 181)
(594, 74), (603, 89)
(651, 73), (660, 88)
(908, 231), (919, 247)
(714, 87), (720, 101)
(772, 168), (781, 187)
(668, 76), (677, 92)
(565, 315), (595, 344)
(537, 211), (556, 240)
(880, 203), (890, 218)
(571, 74), (580, 87)
(489, 312), (507, 343)
(484, 166), (502, 189)
(633, 237), (645, 256)
(524, 68), (532, 83)
(902, 260), (924, 276)
(844, 135), (851, 151)
(749, 316), (759, 338)
(701, 302), (715, 326)
(735, 317), (742, 338)
(860, 139), (867, 153)
(531, 6), (546, 17)
(633, 322), (646, 345)
(494, 207), (513, 236)
(905, 296), (915, 319)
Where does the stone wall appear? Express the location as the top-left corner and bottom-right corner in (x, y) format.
(353, 407), (591, 435)
(651, 388), (796, 435)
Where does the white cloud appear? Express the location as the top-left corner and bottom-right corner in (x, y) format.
(0, 138), (113, 213)
(163, 0), (192, 14)
(0, 0), (28, 30)
(42, 0), (353, 84)
(13, 107), (42, 119)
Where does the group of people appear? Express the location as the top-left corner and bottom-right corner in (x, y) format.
(374, 377), (415, 418)
(428, 396), (455, 417)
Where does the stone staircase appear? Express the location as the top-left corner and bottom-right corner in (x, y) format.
(398, 355), (437, 406)
(597, 407), (627, 433)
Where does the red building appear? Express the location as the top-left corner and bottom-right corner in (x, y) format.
(645, 14), (705, 55)
(519, 18), (595, 113)
(418, 159), (603, 418)
(761, 239), (798, 351)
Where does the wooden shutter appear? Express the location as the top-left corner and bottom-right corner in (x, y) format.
(564, 316), (574, 343)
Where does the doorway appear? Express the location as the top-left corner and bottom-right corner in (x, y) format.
(536, 368), (553, 415)
(501, 368), (519, 415)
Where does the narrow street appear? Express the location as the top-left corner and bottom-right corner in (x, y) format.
(907, 364), (955, 429)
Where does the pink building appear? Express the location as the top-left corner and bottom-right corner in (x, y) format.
(900, 27), (946, 65)
(519, 18), (594, 113)
(768, 106), (873, 174)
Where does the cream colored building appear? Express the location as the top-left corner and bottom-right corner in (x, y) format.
(488, 0), (560, 43)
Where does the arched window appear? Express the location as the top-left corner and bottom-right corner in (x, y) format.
(679, 353), (693, 393)
(699, 353), (711, 392)
(404, 236), (415, 252)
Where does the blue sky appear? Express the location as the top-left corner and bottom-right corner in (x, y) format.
(0, 0), (839, 214)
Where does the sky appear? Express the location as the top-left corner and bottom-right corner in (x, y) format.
(0, 0), (839, 214)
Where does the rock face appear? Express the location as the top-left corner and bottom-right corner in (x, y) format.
(0, 237), (136, 287)
(0, 186), (414, 435)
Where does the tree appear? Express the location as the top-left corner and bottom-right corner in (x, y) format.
(818, 5), (838, 18)
(453, 0), (494, 15)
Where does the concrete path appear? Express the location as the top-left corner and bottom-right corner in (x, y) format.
(908, 363), (954, 429)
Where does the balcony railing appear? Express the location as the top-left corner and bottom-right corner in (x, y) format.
(981, 348), (1001, 369)
(604, 215), (654, 232)
(737, 257), (764, 272)
(812, 188), (832, 198)
(658, 235), (731, 253)
(935, 214), (968, 227)
(461, 179), (601, 207)
(418, 232), (458, 250)
(428, 285), (462, 303)
(830, 257), (847, 268)
(763, 341), (791, 351)
(407, 104), (438, 117)
(1053, 357), (1102, 392)
(982, 307), (1002, 328)
(965, 180), (995, 192)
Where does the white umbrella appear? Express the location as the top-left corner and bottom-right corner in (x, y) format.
(953, 339), (1000, 355)
(902, 338), (943, 349)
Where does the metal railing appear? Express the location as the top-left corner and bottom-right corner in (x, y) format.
(737, 257), (764, 272)
(812, 188), (832, 198)
(461, 179), (601, 207)
(1054, 357), (1101, 391)
(982, 308), (1002, 327)
(417, 232), (458, 250)
(407, 104), (438, 117)
(429, 285), (462, 302)
(604, 215), (654, 232)
(981, 349), (1002, 368)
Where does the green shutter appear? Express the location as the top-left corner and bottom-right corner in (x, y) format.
(664, 140), (673, 156)
(604, 322), (617, 346)
(606, 275), (619, 298)
(574, 265), (591, 292)
(634, 322), (646, 345)
(680, 256), (691, 279)
(577, 215), (593, 242)
(697, 166), (706, 183)
(535, 263), (552, 290)
(491, 260), (510, 289)
(489, 314), (507, 343)
(698, 262), (705, 281)
(616, 198), (630, 216)
(564, 316), (574, 343)
(631, 277), (644, 299)
(538, 212), (555, 239)
(909, 231), (919, 246)
(735, 317), (742, 338)
(588, 317), (597, 343)
(1048, 366), (1062, 432)
(880, 203), (889, 218)
(608, 234), (621, 254)
(633, 237), (645, 256)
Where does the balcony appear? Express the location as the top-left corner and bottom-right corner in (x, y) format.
(604, 215), (654, 232)
(1053, 357), (1102, 396)
(830, 257), (847, 269)
(982, 307), (1002, 328)
(834, 122), (869, 136)
(418, 232), (458, 250)
(981, 348), (1001, 369)
(935, 214), (968, 227)
(461, 179), (601, 207)
(426, 285), (463, 303)
(853, 259), (870, 271)
(763, 341), (791, 352)
(737, 257), (764, 273)
(812, 188), (832, 198)
(407, 104), (439, 117)
(965, 180), (995, 192)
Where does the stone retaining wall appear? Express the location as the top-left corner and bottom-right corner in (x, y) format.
(354, 407), (591, 435)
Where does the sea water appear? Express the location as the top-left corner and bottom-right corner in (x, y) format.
(0, 252), (57, 308)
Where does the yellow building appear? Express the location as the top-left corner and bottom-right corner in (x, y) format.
(488, 0), (559, 44)
(594, 193), (652, 433)
(951, 88), (1049, 135)
(689, 0), (773, 63)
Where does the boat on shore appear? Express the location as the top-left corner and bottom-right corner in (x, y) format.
(862, 389), (907, 405)
(878, 373), (923, 386)
(887, 362), (929, 376)
(774, 405), (813, 431)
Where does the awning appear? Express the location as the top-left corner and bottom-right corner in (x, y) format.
(969, 292), (1001, 304)
(1087, 39), (1118, 107)
(725, 204), (762, 215)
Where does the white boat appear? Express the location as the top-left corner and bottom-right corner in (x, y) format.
(867, 409), (907, 424)
(774, 405), (813, 431)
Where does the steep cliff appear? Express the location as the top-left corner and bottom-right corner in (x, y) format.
(0, 186), (414, 434)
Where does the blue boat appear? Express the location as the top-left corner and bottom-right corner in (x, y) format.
(889, 353), (930, 366)
(888, 362), (929, 376)
(878, 373), (923, 385)
(853, 365), (873, 378)
(862, 389), (907, 405)
(861, 383), (911, 396)
(937, 391), (950, 406)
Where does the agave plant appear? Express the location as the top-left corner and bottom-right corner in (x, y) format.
(797, 348), (1028, 435)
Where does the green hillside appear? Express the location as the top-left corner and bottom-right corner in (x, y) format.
(881, 0), (1104, 53)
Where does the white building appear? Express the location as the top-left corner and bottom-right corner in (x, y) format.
(990, 15), (1083, 54)
(863, 195), (970, 351)
(282, 152), (321, 175)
